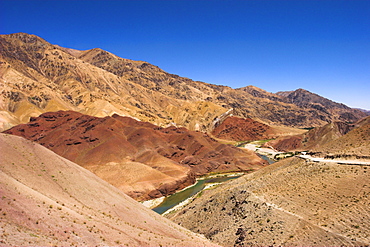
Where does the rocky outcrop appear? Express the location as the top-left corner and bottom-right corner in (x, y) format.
(0, 133), (218, 246)
(3, 110), (266, 200)
(168, 157), (370, 246)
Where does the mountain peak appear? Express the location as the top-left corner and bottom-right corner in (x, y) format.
(4, 32), (48, 45)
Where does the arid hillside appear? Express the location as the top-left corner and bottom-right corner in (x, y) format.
(3, 110), (266, 200)
(265, 121), (354, 152)
(168, 157), (370, 246)
(0, 133), (218, 246)
(319, 116), (370, 156)
(233, 86), (366, 127)
(0, 33), (366, 132)
(0, 32), (226, 132)
(264, 116), (370, 158)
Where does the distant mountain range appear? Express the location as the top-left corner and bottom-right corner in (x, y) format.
(356, 108), (370, 115)
(0, 33), (367, 132)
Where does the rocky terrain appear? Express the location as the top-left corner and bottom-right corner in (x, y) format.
(3, 110), (265, 200)
(0, 133), (218, 246)
(168, 157), (370, 246)
(0, 33), (367, 133)
(233, 86), (367, 127)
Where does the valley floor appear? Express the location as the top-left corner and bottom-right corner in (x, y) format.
(167, 156), (370, 246)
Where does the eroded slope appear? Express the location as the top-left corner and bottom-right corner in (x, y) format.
(3, 110), (266, 200)
(0, 133), (218, 246)
(265, 121), (354, 152)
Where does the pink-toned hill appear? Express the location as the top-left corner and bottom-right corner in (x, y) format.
(4, 111), (266, 200)
(0, 133), (218, 246)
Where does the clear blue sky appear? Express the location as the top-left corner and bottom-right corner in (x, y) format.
(1, 0), (369, 109)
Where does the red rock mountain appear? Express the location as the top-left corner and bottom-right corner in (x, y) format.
(3, 110), (266, 200)
(211, 116), (277, 141)
(0, 33), (367, 132)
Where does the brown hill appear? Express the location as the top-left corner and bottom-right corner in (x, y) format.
(319, 116), (370, 156)
(0, 133), (218, 246)
(277, 88), (363, 122)
(265, 121), (355, 152)
(168, 157), (370, 246)
(3, 110), (266, 200)
(0, 33), (366, 132)
(265, 116), (370, 159)
(210, 116), (306, 142)
(0, 32), (226, 132)
(234, 86), (365, 127)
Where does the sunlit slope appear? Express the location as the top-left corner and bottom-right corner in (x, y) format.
(0, 133), (218, 246)
(265, 116), (370, 158)
(319, 116), (370, 156)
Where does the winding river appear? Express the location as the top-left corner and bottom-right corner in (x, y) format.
(152, 175), (242, 214)
(152, 155), (275, 214)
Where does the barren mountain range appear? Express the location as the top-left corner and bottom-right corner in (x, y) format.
(3, 110), (265, 201)
(0, 33), (367, 133)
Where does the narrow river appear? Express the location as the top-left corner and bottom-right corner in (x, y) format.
(152, 175), (242, 214)
(259, 154), (275, 164)
(152, 155), (275, 214)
